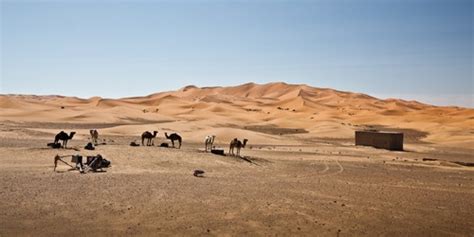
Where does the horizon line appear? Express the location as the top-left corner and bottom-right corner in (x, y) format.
(1, 81), (472, 109)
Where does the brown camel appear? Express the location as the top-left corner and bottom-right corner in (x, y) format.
(165, 132), (182, 149)
(54, 131), (76, 148)
(89, 129), (99, 145)
(229, 138), (248, 156)
(204, 135), (216, 152)
(141, 131), (158, 146)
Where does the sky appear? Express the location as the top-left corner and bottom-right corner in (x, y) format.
(1, 0), (472, 107)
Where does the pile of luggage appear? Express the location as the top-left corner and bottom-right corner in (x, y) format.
(54, 154), (111, 174)
(72, 154), (111, 173)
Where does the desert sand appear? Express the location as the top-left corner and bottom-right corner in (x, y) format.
(0, 82), (473, 236)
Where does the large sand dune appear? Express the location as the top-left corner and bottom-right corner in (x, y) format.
(1, 82), (473, 147)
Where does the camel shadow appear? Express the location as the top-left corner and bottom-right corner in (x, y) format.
(228, 155), (270, 166)
(45, 143), (80, 151)
(54, 168), (107, 174)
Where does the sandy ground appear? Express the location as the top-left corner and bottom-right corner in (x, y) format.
(0, 125), (473, 236)
(2, 82), (473, 147)
(1, 83), (473, 236)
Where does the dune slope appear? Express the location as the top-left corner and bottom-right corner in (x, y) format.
(1, 82), (473, 147)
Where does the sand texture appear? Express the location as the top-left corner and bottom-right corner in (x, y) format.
(0, 82), (473, 236)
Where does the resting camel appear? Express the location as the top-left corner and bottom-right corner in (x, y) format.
(89, 129), (99, 145)
(141, 131), (158, 146)
(229, 138), (248, 156)
(54, 131), (76, 148)
(165, 132), (182, 149)
(204, 135), (216, 152)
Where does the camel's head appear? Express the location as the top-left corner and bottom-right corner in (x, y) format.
(243, 139), (248, 147)
(153, 131), (158, 136)
(206, 135), (215, 140)
(70, 132), (76, 138)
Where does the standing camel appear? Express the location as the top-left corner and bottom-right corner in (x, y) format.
(89, 129), (99, 145)
(141, 131), (158, 146)
(54, 131), (76, 148)
(229, 138), (248, 156)
(165, 132), (182, 149)
(204, 135), (216, 152)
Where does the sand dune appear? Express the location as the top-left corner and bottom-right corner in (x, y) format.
(1, 83), (473, 236)
(1, 82), (473, 147)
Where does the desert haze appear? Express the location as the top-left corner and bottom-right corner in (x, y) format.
(1, 82), (473, 236)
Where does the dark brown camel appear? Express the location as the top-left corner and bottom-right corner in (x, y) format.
(141, 131), (158, 146)
(54, 131), (76, 148)
(165, 132), (182, 149)
(89, 129), (99, 145)
(229, 138), (248, 156)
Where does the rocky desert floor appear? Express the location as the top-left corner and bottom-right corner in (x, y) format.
(1, 122), (473, 236)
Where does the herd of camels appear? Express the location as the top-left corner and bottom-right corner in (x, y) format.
(52, 129), (248, 156)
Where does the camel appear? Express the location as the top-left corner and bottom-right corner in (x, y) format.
(89, 129), (99, 145)
(165, 132), (182, 149)
(141, 131), (158, 146)
(54, 131), (76, 148)
(204, 135), (216, 152)
(229, 138), (248, 156)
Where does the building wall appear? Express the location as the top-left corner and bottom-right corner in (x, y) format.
(355, 131), (404, 151)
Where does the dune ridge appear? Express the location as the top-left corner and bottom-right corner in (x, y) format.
(1, 82), (472, 147)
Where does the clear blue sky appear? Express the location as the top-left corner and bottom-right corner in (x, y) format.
(1, 0), (472, 107)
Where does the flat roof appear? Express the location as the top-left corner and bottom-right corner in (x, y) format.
(356, 130), (403, 134)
